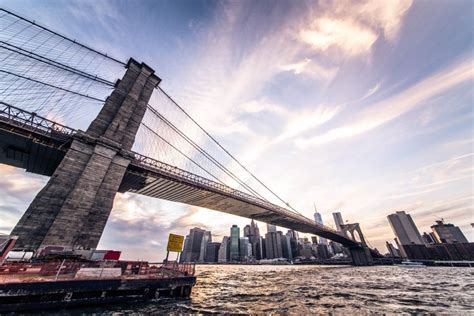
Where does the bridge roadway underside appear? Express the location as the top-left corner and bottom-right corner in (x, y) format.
(119, 164), (359, 247)
(0, 122), (361, 249)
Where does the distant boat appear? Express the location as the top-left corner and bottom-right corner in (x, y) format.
(398, 260), (425, 267)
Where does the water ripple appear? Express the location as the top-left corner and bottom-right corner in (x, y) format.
(68, 265), (473, 314)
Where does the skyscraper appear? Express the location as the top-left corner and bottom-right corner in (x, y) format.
(205, 242), (221, 262)
(332, 212), (344, 231)
(422, 232), (436, 244)
(183, 227), (205, 262)
(430, 220), (468, 244)
(230, 225), (240, 261)
(281, 234), (293, 260)
(265, 231), (283, 259)
(247, 220), (260, 260)
(313, 205), (328, 245)
(198, 231), (212, 262)
(386, 241), (401, 257)
(287, 229), (299, 240)
(180, 235), (190, 263)
(250, 219), (260, 237)
(243, 225), (251, 238)
(387, 211), (424, 246)
(286, 230), (299, 258)
(218, 236), (229, 262)
(267, 224), (277, 233)
(254, 236), (265, 260)
(239, 237), (251, 261)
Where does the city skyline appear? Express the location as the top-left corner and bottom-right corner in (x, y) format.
(0, 0), (472, 260)
(181, 210), (472, 263)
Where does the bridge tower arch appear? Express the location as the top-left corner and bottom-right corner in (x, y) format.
(11, 59), (160, 251)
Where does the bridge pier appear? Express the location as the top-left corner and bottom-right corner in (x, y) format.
(349, 246), (374, 266)
(11, 59), (160, 251)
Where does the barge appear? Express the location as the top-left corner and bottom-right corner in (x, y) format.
(0, 237), (196, 312)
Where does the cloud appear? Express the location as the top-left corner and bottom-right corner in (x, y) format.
(299, 0), (412, 59)
(280, 58), (338, 80)
(321, 0), (413, 41)
(300, 18), (377, 58)
(274, 105), (342, 144)
(240, 98), (288, 115)
(296, 57), (473, 148)
(362, 83), (381, 99)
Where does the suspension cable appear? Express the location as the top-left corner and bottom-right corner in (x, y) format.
(146, 104), (268, 201)
(156, 86), (305, 216)
(0, 42), (115, 86)
(0, 8), (125, 66)
(0, 69), (106, 102)
(141, 123), (229, 186)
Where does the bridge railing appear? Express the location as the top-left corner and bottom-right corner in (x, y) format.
(132, 152), (342, 236)
(0, 102), (76, 140)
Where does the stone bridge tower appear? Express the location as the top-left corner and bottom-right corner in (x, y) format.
(11, 59), (160, 251)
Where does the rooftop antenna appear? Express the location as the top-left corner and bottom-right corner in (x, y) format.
(313, 202), (317, 213)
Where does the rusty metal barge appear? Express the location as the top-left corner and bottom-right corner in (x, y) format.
(0, 228), (195, 312)
(0, 258), (196, 312)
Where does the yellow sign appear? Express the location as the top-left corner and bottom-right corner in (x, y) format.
(167, 233), (184, 252)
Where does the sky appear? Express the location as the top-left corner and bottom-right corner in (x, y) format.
(0, 0), (473, 260)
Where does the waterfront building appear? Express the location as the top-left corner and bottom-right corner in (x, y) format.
(267, 224), (277, 233)
(180, 235), (190, 263)
(281, 234), (293, 260)
(239, 237), (251, 261)
(230, 225), (240, 261)
(286, 230), (299, 258)
(287, 229), (299, 240)
(314, 209), (328, 245)
(254, 236), (265, 260)
(422, 232), (436, 244)
(386, 241), (401, 257)
(300, 239), (313, 259)
(184, 227), (205, 262)
(265, 231), (283, 259)
(387, 211), (424, 248)
(218, 236), (229, 262)
(328, 240), (344, 256)
(182, 227), (205, 262)
(243, 225), (251, 238)
(316, 244), (330, 259)
(430, 220), (468, 244)
(332, 212), (344, 231)
(393, 238), (407, 258)
(246, 220), (261, 259)
(256, 236), (267, 260)
(198, 231), (212, 262)
(250, 219), (260, 237)
(205, 242), (221, 262)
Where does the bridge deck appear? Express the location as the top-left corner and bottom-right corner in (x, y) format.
(120, 155), (359, 247)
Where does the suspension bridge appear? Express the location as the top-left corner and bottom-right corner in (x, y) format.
(0, 8), (375, 265)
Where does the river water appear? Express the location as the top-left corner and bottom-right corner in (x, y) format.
(62, 265), (473, 314)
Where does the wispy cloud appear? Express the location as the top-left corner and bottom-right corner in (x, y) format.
(300, 18), (377, 58)
(273, 105), (342, 144)
(296, 57), (473, 148)
(280, 58), (339, 80)
(299, 0), (413, 60)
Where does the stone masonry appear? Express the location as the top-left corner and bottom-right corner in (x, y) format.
(11, 59), (160, 250)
